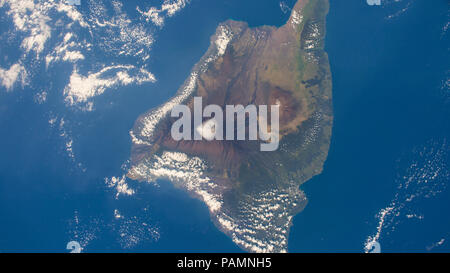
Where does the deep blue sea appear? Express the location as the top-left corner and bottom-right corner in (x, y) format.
(0, 0), (448, 252)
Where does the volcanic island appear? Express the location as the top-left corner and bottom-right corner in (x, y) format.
(127, 0), (333, 253)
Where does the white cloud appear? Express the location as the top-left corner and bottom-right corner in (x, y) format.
(161, 0), (189, 16)
(2, 0), (87, 56)
(1, 0), (181, 105)
(90, 1), (154, 59)
(64, 65), (156, 106)
(137, 0), (189, 27)
(114, 209), (123, 219)
(364, 139), (449, 252)
(0, 63), (27, 91)
(34, 90), (47, 104)
(45, 32), (90, 67)
(63, 50), (85, 62)
(105, 175), (135, 199)
(215, 25), (233, 56)
(56, 1), (88, 27)
(5, 0), (51, 55)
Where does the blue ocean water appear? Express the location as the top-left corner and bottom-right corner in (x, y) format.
(0, 0), (448, 253)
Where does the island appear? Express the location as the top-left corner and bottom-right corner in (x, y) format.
(127, 0), (333, 253)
